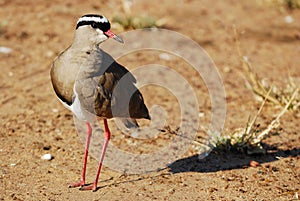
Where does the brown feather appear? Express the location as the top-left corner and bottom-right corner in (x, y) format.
(50, 44), (150, 120)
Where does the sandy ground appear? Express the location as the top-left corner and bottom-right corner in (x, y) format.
(1, 0), (300, 200)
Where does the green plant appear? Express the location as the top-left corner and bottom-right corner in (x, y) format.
(112, 15), (167, 30)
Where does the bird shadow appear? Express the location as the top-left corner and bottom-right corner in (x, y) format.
(167, 145), (300, 173)
(89, 145), (299, 191)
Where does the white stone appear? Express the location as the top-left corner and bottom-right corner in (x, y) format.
(285, 15), (294, 24)
(159, 53), (171, 61)
(198, 112), (205, 118)
(51, 108), (59, 113)
(41, 153), (52, 161)
(0, 46), (13, 54)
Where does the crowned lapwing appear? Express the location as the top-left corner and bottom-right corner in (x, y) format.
(50, 14), (150, 191)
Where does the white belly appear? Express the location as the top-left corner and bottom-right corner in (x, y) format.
(58, 90), (97, 122)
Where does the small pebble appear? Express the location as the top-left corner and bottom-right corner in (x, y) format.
(198, 152), (209, 159)
(159, 53), (171, 61)
(0, 46), (13, 54)
(250, 160), (260, 167)
(198, 112), (205, 118)
(55, 128), (61, 134)
(223, 66), (231, 73)
(41, 153), (52, 161)
(52, 108), (59, 113)
(45, 50), (54, 58)
(294, 192), (299, 199)
(131, 132), (139, 138)
(284, 15), (294, 24)
(168, 188), (175, 194)
(26, 110), (35, 115)
(243, 56), (249, 62)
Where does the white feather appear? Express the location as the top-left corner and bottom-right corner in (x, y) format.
(77, 16), (108, 24)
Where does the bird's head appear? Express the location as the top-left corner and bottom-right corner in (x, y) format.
(74, 14), (124, 45)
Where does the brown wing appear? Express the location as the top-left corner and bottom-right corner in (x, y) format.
(75, 48), (150, 120)
(51, 46), (76, 106)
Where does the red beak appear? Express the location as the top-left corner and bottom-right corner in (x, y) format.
(104, 30), (124, 43)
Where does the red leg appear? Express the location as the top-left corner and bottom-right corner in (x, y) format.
(80, 119), (110, 191)
(69, 122), (92, 188)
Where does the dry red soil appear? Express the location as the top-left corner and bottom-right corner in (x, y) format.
(1, 0), (299, 200)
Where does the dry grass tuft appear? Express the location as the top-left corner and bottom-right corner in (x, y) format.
(112, 15), (167, 31)
(234, 25), (300, 114)
(242, 58), (300, 113)
(213, 88), (298, 154)
(111, 0), (167, 31)
(210, 26), (299, 155)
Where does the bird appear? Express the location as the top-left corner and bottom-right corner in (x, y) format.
(50, 14), (150, 191)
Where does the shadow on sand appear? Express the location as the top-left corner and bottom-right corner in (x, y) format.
(168, 146), (300, 173)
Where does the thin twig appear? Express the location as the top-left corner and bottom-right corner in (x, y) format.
(253, 88), (299, 144)
(247, 87), (272, 134)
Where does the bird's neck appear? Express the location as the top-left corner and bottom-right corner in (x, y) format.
(72, 31), (106, 51)
(71, 39), (98, 52)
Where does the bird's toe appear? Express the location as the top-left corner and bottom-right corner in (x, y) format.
(68, 180), (85, 188)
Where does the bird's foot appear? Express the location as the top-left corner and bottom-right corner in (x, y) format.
(79, 183), (97, 192)
(68, 180), (85, 188)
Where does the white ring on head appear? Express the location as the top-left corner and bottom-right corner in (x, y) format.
(77, 16), (109, 24)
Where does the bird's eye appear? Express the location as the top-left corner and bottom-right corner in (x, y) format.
(91, 22), (98, 29)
